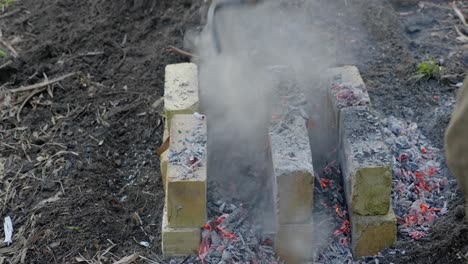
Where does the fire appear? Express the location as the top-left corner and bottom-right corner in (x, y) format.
(333, 219), (350, 236)
(419, 203), (429, 214)
(334, 204), (346, 218)
(199, 213), (238, 263)
(415, 171), (425, 180)
(409, 230), (426, 240)
(340, 220), (350, 234)
(321, 179), (330, 188)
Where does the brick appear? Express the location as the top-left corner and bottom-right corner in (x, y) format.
(339, 106), (392, 216)
(327, 66), (371, 125)
(164, 63), (199, 129)
(270, 115), (314, 224)
(166, 114), (207, 228)
(162, 206), (200, 258)
(275, 222), (314, 263)
(160, 125), (169, 191)
(350, 206), (397, 258)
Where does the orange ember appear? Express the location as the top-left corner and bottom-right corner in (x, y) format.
(321, 179), (330, 188)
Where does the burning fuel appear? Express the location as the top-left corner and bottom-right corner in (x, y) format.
(199, 201), (279, 264)
(383, 116), (452, 241)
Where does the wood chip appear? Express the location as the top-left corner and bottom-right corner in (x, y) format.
(155, 136), (170, 156)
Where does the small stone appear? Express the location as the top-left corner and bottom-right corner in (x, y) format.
(113, 159), (122, 168)
(405, 25), (421, 34)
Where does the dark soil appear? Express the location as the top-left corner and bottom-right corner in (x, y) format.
(0, 0), (204, 263)
(0, 0), (466, 263)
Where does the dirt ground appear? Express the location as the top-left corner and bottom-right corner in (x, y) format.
(0, 0), (203, 263)
(0, 0), (466, 263)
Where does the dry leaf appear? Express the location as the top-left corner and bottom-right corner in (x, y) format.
(156, 136), (170, 156)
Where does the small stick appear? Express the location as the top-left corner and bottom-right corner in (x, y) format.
(167, 45), (197, 58)
(16, 87), (46, 122)
(419, 1), (451, 10)
(8, 72), (77, 93)
(455, 26), (468, 42)
(178, 255), (191, 264)
(0, 8), (23, 19)
(0, 39), (18, 57)
(451, 1), (467, 27)
(0, 60), (12, 69)
(78, 51), (104, 57)
(0, 142), (17, 150)
(2, 166), (22, 212)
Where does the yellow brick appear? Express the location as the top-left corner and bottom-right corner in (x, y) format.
(162, 206), (200, 258)
(276, 171), (314, 224)
(270, 115), (314, 224)
(166, 115), (207, 228)
(275, 222), (314, 264)
(160, 125), (169, 191)
(351, 206), (397, 258)
(339, 106), (392, 215)
(164, 63), (199, 129)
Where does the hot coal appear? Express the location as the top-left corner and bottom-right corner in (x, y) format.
(382, 116), (456, 241)
(314, 161), (356, 264)
(199, 202), (280, 264)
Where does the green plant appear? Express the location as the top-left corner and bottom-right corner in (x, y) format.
(0, 0), (14, 9)
(409, 59), (442, 83)
(0, 50), (6, 58)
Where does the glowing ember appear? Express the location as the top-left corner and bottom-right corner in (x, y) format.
(384, 116), (452, 241)
(199, 213), (238, 263)
(198, 201), (278, 263)
(321, 179), (330, 188)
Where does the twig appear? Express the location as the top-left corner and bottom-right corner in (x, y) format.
(451, 1), (467, 27)
(78, 51), (104, 57)
(0, 142), (17, 150)
(2, 166), (22, 212)
(419, 1), (451, 10)
(8, 72), (77, 93)
(178, 255), (191, 264)
(0, 8), (23, 19)
(55, 180), (65, 194)
(167, 45), (197, 58)
(0, 60), (12, 69)
(455, 26), (468, 42)
(0, 39), (18, 58)
(16, 87), (46, 122)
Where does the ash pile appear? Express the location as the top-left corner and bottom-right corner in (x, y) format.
(199, 194), (280, 264)
(383, 116), (455, 240)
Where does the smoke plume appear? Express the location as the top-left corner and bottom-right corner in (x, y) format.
(193, 0), (348, 259)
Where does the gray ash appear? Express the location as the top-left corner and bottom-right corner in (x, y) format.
(200, 199), (280, 264)
(382, 116), (454, 241)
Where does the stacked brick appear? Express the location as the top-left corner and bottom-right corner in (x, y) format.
(327, 66), (396, 258)
(269, 114), (315, 263)
(160, 63), (206, 258)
